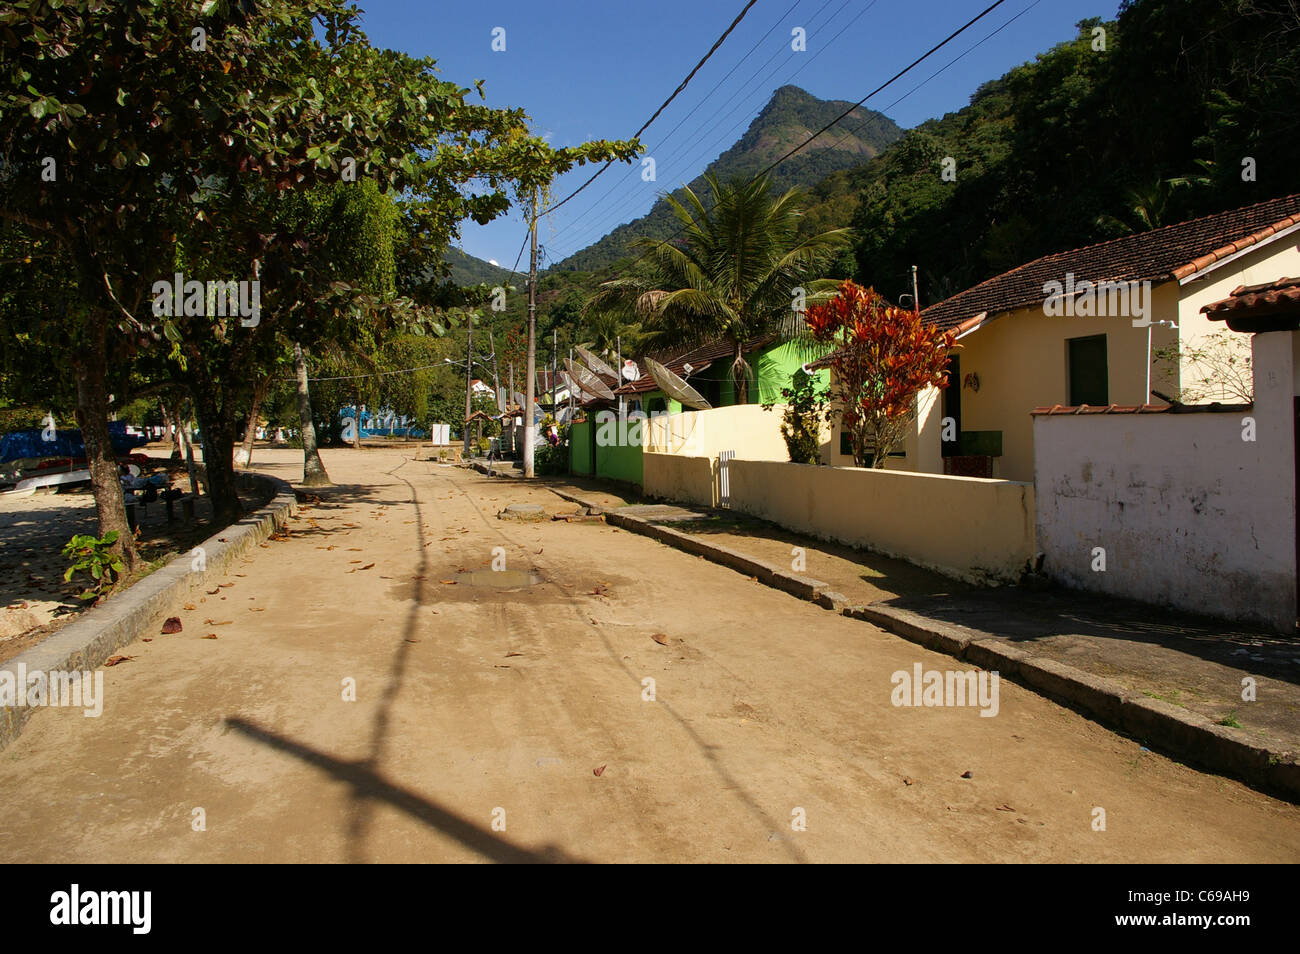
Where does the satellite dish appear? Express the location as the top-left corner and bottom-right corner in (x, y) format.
(622, 360), (640, 382)
(565, 357), (615, 401)
(646, 358), (711, 410)
(575, 345), (618, 381)
(559, 370), (593, 403)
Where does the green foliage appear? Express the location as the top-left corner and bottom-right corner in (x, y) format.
(62, 531), (126, 602)
(764, 369), (825, 464)
(534, 427), (569, 475)
(588, 173), (850, 401)
(848, 4), (1300, 302)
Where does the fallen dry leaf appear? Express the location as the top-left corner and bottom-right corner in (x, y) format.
(202, 634), (218, 640)
(439, 579), (457, 585)
(183, 603), (196, 611)
(218, 583), (233, 588)
(161, 617), (183, 634)
(505, 651), (524, 658)
(996, 804), (1016, 812)
(206, 588), (220, 595)
(249, 607), (265, 612)
(104, 655), (133, 667)
(202, 619), (233, 626)
(650, 633), (668, 645)
(593, 764), (607, 777)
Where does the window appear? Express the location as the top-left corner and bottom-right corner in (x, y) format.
(1068, 334), (1108, 406)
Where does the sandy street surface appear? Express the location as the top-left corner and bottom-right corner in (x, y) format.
(0, 446), (1297, 863)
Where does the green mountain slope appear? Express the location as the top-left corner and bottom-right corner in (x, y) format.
(444, 247), (517, 287)
(551, 85), (901, 272)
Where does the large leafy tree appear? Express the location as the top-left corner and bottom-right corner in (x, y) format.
(805, 281), (953, 469)
(587, 173), (850, 403)
(1, 0), (636, 546)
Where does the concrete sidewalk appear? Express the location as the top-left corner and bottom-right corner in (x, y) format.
(548, 481), (1300, 799)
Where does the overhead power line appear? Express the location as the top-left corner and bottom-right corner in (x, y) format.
(538, 0), (762, 219)
(598, 0), (1013, 277)
(538, 0), (810, 255)
(549, 0), (880, 259)
(508, 0), (762, 277)
(752, 0), (1010, 183)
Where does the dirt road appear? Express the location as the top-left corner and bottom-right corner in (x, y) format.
(1, 447), (1296, 862)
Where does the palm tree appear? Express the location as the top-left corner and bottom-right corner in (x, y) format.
(578, 308), (634, 360)
(586, 173), (851, 403)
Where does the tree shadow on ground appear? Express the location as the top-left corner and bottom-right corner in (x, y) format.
(228, 460), (589, 862)
(223, 716), (584, 863)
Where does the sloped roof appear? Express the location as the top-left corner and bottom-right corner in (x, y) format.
(1202, 276), (1300, 318)
(615, 333), (778, 396)
(921, 194), (1300, 332)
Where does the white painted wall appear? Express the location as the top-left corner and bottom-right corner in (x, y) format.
(1033, 331), (1296, 631)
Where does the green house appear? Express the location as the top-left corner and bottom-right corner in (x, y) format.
(569, 334), (828, 484)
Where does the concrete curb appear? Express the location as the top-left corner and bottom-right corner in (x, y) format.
(0, 472), (297, 752)
(466, 460), (521, 479)
(548, 484), (1300, 802)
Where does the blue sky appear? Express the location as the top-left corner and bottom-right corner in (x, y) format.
(355, 0), (1122, 270)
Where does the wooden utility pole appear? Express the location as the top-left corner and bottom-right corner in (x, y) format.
(489, 329), (501, 408)
(524, 189), (539, 478)
(463, 317), (474, 456)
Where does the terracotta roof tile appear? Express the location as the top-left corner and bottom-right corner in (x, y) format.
(1201, 276), (1300, 317)
(1031, 401), (1249, 416)
(921, 194), (1300, 332)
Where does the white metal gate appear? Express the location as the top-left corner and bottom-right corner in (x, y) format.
(719, 450), (735, 508)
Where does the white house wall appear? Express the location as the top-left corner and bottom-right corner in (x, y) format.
(1033, 331), (1297, 631)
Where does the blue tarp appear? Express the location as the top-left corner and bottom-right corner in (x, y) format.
(0, 423), (149, 463)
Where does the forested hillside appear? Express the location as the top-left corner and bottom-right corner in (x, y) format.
(843, 1), (1300, 305)
(551, 85), (901, 272)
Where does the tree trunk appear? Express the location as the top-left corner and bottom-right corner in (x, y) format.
(161, 403), (174, 452)
(180, 406), (200, 494)
(189, 388), (241, 525)
(294, 341), (332, 487)
(731, 339), (749, 405)
(162, 400), (185, 459)
(236, 373), (270, 469)
(72, 317), (138, 571)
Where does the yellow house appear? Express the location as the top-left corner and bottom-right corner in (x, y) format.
(824, 194), (1300, 480)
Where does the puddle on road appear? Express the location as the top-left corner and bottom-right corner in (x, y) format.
(455, 569), (542, 588)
